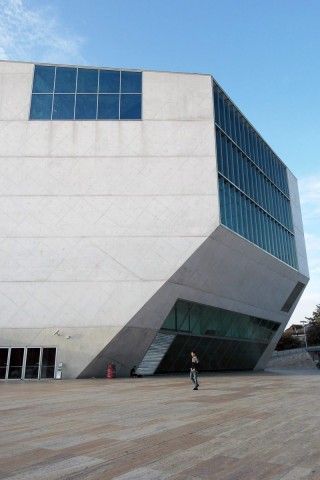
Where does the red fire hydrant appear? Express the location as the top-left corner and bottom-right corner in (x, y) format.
(106, 364), (116, 378)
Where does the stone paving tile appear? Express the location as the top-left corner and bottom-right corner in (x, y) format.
(1, 372), (320, 479)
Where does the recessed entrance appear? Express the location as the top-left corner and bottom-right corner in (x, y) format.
(0, 347), (56, 380)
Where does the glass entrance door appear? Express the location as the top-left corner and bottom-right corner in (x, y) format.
(8, 348), (25, 379)
(0, 347), (57, 380)
(41, 348), (56, 379)
(0, 348), (9, 379)
(25, 348), (41, 379)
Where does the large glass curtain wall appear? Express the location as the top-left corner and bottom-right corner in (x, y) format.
(30, 65), (142, 120)
(213, 84), (297, 268)
(156, 299), (280, 373)
(162, 299), (280, 344)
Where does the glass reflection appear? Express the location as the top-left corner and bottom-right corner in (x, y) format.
(75, 94), (97, 119)
(30, 94), (52, 119)
(120, 94), (142, 119)
(77, 68), (98, 93)
(121, 71), (142, 93)
(99, 70), (120, 93)
(53, 94), (75, 119)
(30, 65), (142, 121)
(55, 67), (77, 93)
(32, 65), (55, 93)
(98, 94), (119, 119)
(161, 299), (280, 344)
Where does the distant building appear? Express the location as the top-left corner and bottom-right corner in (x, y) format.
(0, 61), (309, 379)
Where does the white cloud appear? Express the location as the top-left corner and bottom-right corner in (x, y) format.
(0, 0), (86, 64)
(287, 177), (320, 326)
(299, 176), (320, 221)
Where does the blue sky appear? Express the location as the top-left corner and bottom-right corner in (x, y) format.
(0, 0), (319, 326)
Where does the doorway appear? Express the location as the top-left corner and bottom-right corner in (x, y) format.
(0, 347), (56, 380)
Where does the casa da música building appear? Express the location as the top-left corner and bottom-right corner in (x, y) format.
(0, 60), (309, 380)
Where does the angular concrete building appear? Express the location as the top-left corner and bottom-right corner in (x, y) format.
(0, 60), (309, 380)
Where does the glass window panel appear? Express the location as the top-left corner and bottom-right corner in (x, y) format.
(99, 69), (120, 93)
(260, 211), (266, 251)
(252, 202), (258, 244)
(275, 221), (281, 260)
(222, 135), (229, 179)
(52, 94), (75, 119)
(230, 106), (236, 142)
(244, 123), (251, 158)
(120, 94), (141, 120)
(246, 199), (253, 243)
(252, 164), (258, 204)
(162, 306), (176, 330)
(219, 93), (226, 132)
(25, 348), (40, 379)
(55, 67), (77, 93)
(189, 304), (205, 335)
(0, 348), (8, 379)
(77, 68), (98, 93)
(233, 145), (240, 188)
(224, 98), (231, 137)
(75, 94), (97, 119)
(287, 200), (293, 232)
(261, 143), (267, 174)
(236, 189), (243, 237)
(271, 155), (276, 185)
(217, 310), (234, 337)
(214, 87), (220, 125)
(255, 205), (261, 247)
(275, 159), (281, 191)
(228, 141), (235, 184)
(33, 65), (55, 93)
(239, 117), (246, 153)
(41, 348), (56, 375)
(176, 301), (191, 331)
(224, 181), (232, 229)
(241, 194), (248, 239)
(280, 226), (286, 262)
(259, 208), (266, 250)
(8, 348), (24, 379)
(231, 186), (239, 233)
(216, 130), (223, 173)
(275, 189), (281, 223)
(270, 218), (276, 256)
(234, 111), (240, 146)
(249, 129), (254, 162)
(237, 151), (244, 192)
(282, 196), (288, 229)
(121, 71), (142, 93)
(180, 314), (191, 332)
(247, 160), (254, 199)
(256, 168), (263, 207)
(98, 94), (119, 119)
(261, 173), (268, 211)
(225, 314), (245, 339)
(219, 176), (226, 225)
(30, 94), (52, 119)
(265, 214), (271, 254)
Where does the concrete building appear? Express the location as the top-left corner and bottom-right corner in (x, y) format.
(0, 60), (309, 380)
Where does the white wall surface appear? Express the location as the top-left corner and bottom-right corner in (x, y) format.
(0, 61), (219, 375)
(287, 170), (309, 277)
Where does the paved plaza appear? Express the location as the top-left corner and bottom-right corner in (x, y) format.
(1, 371), (320, 479)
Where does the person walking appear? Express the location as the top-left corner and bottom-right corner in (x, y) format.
(190, 351), (199, 390)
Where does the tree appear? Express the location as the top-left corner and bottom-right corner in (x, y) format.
(305, 304), (320, 323)
(276, 332), (301, 351)
(306, 324), (320, 346)
(305, 304), (320, 347)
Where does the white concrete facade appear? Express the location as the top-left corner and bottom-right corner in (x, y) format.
(0, 61), (309, 379)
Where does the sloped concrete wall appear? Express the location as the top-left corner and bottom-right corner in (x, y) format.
(266, 350), (317, 370)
